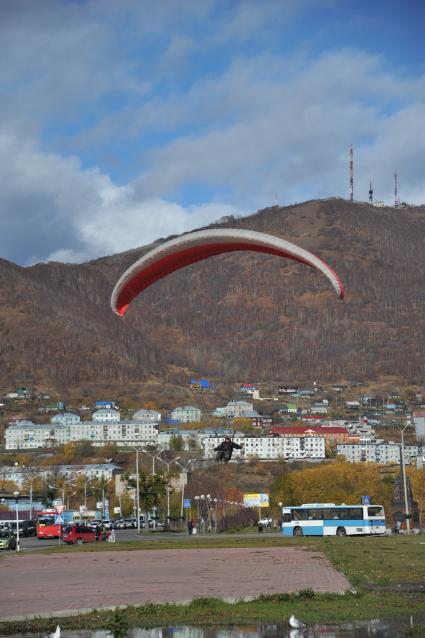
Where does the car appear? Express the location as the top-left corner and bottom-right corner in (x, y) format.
(62, 523), (111, 545)
(0, 529), (17, 550)
(124, 518), (136, 529)
(112, 519), (125, 529)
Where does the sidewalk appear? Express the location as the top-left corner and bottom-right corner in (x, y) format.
(0, 547), (351, 621)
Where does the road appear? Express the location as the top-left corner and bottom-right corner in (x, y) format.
(17, 528), (282, 551)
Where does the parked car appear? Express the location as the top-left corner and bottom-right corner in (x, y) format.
(5, 521), (36, 537)
(112, 519), (125, 529)
(62, 523), (111, 545)
(0, 529), (17, 550)
(124, 518), (136, 529)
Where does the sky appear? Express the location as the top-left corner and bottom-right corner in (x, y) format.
(1, 0), (424, 265)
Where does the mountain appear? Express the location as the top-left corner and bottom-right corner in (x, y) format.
(1, 198), (424, 397)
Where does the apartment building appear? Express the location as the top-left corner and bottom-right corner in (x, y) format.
(202, 435), (325, 460)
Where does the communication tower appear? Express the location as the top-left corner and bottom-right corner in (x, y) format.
(394, 172), (400, 208)
(369, 180), (373, 205)
(349, 145), (354, 202)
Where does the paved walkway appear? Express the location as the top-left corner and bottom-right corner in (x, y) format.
(0, 547), (351, 621)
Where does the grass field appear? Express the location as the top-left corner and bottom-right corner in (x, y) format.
(1, 535), (424, 634)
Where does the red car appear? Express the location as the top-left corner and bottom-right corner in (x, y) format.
(62, 523), (110, 545)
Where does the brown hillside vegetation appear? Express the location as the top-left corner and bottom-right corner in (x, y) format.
(0, 198), (424, 392)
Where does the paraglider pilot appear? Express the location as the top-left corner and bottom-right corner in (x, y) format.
(214, 437), (243, 463)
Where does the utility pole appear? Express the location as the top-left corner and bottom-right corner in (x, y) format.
(349, 145), (354, 202)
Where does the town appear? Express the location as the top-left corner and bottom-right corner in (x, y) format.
(1, 380), (424, 536)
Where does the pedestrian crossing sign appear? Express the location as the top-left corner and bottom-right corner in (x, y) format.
(54, 514), (64, 524)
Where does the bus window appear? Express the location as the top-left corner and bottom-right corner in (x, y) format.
(293, 509), (310, 520)
(368, 506), (384, 517)
(347, 508), (363, 520)
(312, 509), (324, 520)
(283, 513), (292, 523)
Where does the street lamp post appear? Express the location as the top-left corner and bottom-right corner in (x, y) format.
(135, 448), (141, 534)
(174, 459), (194, 519)
(155, 456), (181, 521)
(399, 423), (411, 533)
(13, 491), (20, 552)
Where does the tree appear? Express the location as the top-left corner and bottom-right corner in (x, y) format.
(270, 458), (393, 514)
(169, 434), (184, 451)
(125, 471), (169, 516)
(408, 467), (425, 529)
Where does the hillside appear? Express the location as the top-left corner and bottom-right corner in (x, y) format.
(0, 198), (424, 395)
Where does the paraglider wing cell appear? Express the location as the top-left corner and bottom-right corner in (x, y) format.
(111, 229), (344, 316)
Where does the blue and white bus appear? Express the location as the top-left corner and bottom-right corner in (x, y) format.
(281, 503), (386, 537)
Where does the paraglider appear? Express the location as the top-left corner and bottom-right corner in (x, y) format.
(111, 228), (344, 316)
(214, 436), (243, 463)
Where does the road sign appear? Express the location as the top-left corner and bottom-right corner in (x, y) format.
(362, 495), (371, 505)
(55, 504), (65, 514)
(183, 499), (191, 509)
(54, 514), (64, 525)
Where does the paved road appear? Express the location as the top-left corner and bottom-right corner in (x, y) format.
(0, 546), (351, 621)
(17, 529), (282, 551)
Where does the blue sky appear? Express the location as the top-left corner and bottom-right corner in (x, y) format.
(1, 0), (424, 264)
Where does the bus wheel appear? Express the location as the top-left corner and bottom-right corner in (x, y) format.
(76, 538), (84, 545)
(293, 527), (303, 537)
(336, 527), (346, 537)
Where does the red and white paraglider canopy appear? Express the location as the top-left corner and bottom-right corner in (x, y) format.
(111, 228), (344, 316)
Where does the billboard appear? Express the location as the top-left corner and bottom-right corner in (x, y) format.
(243, 493), (269, 508)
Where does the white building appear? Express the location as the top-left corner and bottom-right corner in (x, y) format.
(92, 409), (120, 423)
(212, 401), (258, 418)
(336, 442), (421, 465)
(0, 463), (121, 487)
(5, 422), (70, 450)
(170, 406), (202, 423)
(51, 412), (81, 426)
(202, 435), (325, 461)
(133, 408), (161, 423)
(5, 420), (158, 450)
(413, 410), (425, 441)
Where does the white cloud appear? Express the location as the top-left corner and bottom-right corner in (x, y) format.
(0, 130), (242, 264)
(1, 1), (425, 265)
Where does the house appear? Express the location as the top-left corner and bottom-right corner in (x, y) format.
(270, 425), (351, 446)
(277, 386), (298, 395)
(240, 384), (257, 396)
(311, 403), (329, 414)
(133, 408), (161, 423)
(337, 442), (422, 465)
(51, 412), (81, 426)
(170, 406), (202, 423)
(95, 400), (116, 410)
(345, 400), (360, 410)
(92, 408), (120, 423)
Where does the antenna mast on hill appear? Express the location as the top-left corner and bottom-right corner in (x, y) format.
(394, 171), (399, 208)
(349, 145), (354, 202)
(369, 180), (373, 205)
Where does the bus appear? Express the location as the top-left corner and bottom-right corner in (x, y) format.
(37, 511), (61, 539)
(281, 503), (386, 537)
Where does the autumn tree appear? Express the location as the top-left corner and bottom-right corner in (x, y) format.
(270, 458), (393, 514)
